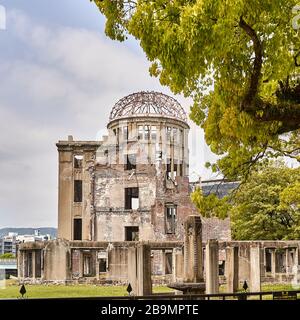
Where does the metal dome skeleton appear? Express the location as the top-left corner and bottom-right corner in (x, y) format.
(109, 91), (187, 123)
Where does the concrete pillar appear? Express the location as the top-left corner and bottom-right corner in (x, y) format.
(205, 239), (219, 294)
(271, 249), (276, 278)
(32, 251), (36, 279)
(17, 251), (23, 278)
(128, 246), (137, 292)
(128, 243), (152, 296)
(161, 250), (166, 275)
(184, 215), (203, 283)
(292, 247), (300, 286)
(250, 244), (262, 292)
(172, 248), (184, 282)
(226, 246), (239, 293)
(43, 239), (71, 281)
(96, 253), (100, 280)
(285, 249), (289, 275)
(79, 251), (83, 277)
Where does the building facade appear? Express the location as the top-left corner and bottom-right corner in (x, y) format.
(0, 233), (17, 256)
(57, 92), (209, 243)
(18, 91), (233, 284)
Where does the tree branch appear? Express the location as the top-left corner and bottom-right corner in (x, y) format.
(239, 16), (263, 110)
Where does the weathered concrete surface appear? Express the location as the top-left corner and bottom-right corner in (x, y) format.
(184, 215), (203, 283)
(128, 243), (152, 296)
(205, 239), (219, 294)
(43, 239), (71, 282)
(226, 246), (239, 293)
(250, 244), (262, 292)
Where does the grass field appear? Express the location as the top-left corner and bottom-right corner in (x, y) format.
(0, 280), (298, 299)
(0, 280), (174, 299)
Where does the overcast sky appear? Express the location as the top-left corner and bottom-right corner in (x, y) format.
(0, 0), (217, 228)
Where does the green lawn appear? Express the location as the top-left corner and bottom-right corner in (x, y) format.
(0, 280), (298, 299)
(0, 280), (174, 299)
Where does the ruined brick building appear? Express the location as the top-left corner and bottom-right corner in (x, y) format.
(57, 91), (230, 245)
(18, 91), (231, 283)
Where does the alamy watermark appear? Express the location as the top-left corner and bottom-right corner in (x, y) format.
(0, 4), (6, 30)
(292, 4), (300, 30)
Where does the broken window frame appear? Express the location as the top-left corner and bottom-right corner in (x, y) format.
(124, 154), (137, 171)
(172, 127), (177, 143)
(74, 155), (83, 169)
(144, 125), (151, 140)
(179, 129), (184, 145)
(166, 126), (172, 141)
(138, 125), (144, 140)
(123, 126), (129, 141)
(125, 226), (139, 241)
(125, 187), (139, 210)
(151, 126), (157, 141)
(99, 258), (107, 273)
(165, 204), (177, 234)
(74, 180), (83, 203)
(166, 158), (172, 180)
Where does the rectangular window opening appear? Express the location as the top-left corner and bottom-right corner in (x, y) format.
(125, 187), (139, 210)
(165, 251), (173, 274)
(151, 126), (157, 141)
(123, 126), (129, 140)
(144, 125), (150, 140)
(74, 155), (83, 168)
(99, 258), (107, 273)
(74, 180), (82, 202)
(165, 205), (177, 234)
(73, 218), (82, 241)
(138, 125), (144, 140)
(125, 226), (139, 241)
(124, 154), (136, 171)
(166, 127), (172, 141)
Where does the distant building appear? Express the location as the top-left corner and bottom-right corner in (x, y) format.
(0, 233), (17, 256)
(0, 258), (17, 279)
(0, 230), (51, 256)
(190, 179), (239, 198)
(16, 232), (51, 243)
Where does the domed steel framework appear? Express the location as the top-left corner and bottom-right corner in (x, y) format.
(109, 91), (187, 122)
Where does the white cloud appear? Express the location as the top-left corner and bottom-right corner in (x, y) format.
(0, 9), (214, 227)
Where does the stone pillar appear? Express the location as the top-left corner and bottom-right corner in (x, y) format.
(271, 249), (276, 278)
(128, 246), (137, 292)
(96, 252), (100, 281)
(79, 251), (83, 278)
(250, 244), (262, 292)
(128, 243), (152, 296)
(285, 249), (289, 276)
(43, 239), (71, 282)
(161, 250), (166, 276)
(205, 239), (219, 294)
(172, 248), (184, 282)
(184, 215), (203, 283)
(32, 251), (36, 279)
(17, 251), (23, 278)
(226, 246), (239, 293)
(292, 247), (300, 286)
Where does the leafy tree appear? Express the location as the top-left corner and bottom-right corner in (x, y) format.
(192, 164), (300, 240)
(191, 188), (230, 219)
(92, 0), (300, 178)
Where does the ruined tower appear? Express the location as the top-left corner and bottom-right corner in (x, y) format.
(57, 91), (195, 244)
